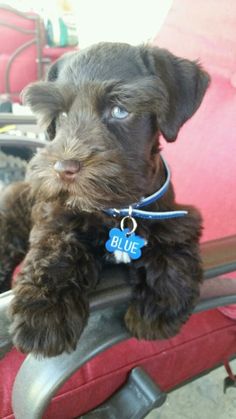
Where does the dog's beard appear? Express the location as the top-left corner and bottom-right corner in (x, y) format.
(26, 149), (149, 212)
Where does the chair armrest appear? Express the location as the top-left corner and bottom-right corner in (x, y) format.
(202, 235), (236, 279)
(88, 235), (236, 312)
(0, 135), (47, 149)
(0, 114), (37, 125)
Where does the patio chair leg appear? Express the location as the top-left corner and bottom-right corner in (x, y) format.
(81, 366), (167, 419)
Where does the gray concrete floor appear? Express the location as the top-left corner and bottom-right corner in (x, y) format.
(146, 360), (236, 419)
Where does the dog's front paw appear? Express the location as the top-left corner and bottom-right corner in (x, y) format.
(125, 305), (184, 341)
(9, 282), (89, 357)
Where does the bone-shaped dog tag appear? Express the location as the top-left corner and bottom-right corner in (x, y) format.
(105, 214), (147, 260)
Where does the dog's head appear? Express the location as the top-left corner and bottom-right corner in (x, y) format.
(23, 42), (209, 211)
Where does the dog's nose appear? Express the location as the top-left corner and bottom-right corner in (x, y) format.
(54, 160), (80, 180)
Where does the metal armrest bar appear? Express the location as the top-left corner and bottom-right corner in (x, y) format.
(201, 235), (236, 279)
(0, 114), (37, 125)
(0, 136), (47, 149)
(88, 235), (236, 312)
(195, 294), (236, 313)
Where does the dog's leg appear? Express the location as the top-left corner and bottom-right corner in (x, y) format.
(125, 243), (202, 340)
(9, 202), (100, 357)
(0, 182), (31, 292)
(125, 213), (203, 340)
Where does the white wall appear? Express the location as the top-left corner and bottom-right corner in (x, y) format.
(71, 0), (173, 48)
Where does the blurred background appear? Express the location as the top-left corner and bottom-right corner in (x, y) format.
(0, 0), (173, 104)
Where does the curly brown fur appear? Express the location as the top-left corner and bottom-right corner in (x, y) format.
(0, 182), (31, 292)
(0, 42), (210, 356)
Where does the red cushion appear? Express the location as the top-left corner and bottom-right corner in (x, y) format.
(0, 8), (37, 55)
(155, 0), (236, 279)
(162, 73), (236, 244)
(0, 8), (40, 98)
(154, 0), (236, 80)
(0, 48), (38, 95)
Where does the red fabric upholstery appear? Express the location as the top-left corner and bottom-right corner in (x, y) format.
(153, 0), (236, 80)
(0, 6), (77, 101)
(1, 1), (236, 418)
(0, 8), (37, 54)
(0, 47), (38, 98)
(161, 74), (236, 244)
(154, 0), (236, 281)
(0, 7), (39, 99)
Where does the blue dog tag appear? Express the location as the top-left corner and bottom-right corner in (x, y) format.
(105, 227), (147, 260)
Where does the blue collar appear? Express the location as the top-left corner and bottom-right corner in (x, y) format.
(104, 155), (188, 220)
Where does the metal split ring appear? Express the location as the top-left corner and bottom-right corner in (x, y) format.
(120, 215), (137, 235)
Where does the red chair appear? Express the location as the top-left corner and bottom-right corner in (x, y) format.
(0, 4), (76, 102)
(0, 1), (236, 417)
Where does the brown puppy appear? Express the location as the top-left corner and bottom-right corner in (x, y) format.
(0, 42), (210, 356)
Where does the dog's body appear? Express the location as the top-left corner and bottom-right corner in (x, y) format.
(0, 43), (209, 357)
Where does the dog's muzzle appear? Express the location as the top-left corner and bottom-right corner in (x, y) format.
(54, 160), (81, 181)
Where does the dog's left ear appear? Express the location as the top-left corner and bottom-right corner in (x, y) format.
(145, 47), (210, 142)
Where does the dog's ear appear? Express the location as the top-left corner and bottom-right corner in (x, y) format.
(144, 47), (210, 142)
(22, 53), (74, 140)
(22, 82), (72, 140)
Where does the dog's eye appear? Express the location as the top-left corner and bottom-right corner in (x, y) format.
(111, 106), (129, 119)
